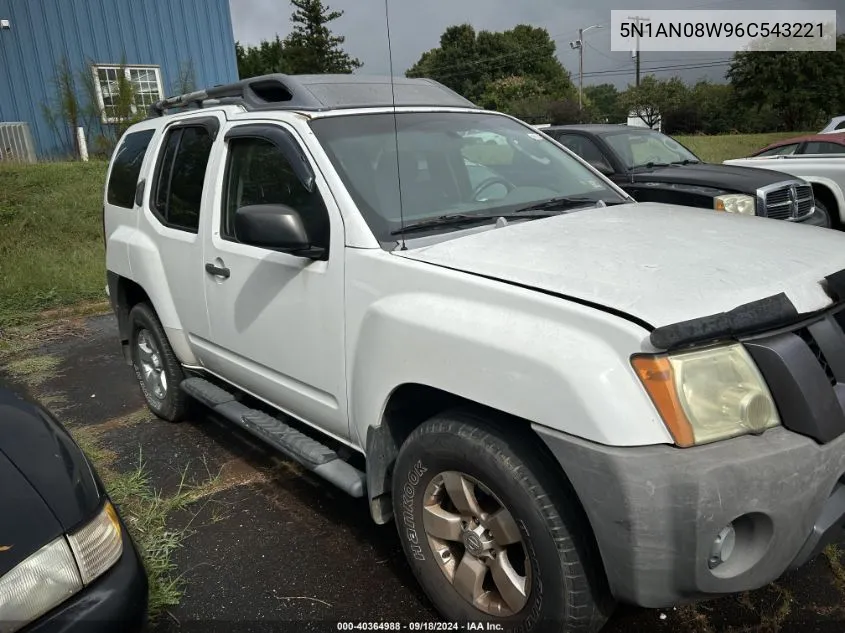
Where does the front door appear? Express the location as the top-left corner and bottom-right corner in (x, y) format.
(198, 121), (349, 442)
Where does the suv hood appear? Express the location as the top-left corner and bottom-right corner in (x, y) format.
(631, 162), (794, 191)
(398, 202), (845, 329)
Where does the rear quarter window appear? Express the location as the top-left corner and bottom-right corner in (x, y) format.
(107, 129), (155, 208)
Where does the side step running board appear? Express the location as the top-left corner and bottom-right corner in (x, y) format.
(180, 377), (366, 498)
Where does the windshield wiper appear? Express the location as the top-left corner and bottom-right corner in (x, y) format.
(632, 162), (672, 170)
(390, 214), (481, 235)
(670, 159), (701, 165)
(512, 196), (605, 214)
(389, 211), (564, 235)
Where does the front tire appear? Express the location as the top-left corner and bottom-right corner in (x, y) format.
(814, 201), (832, 229)
(128, 302), (189, 422)
(392, 409), (612, 632)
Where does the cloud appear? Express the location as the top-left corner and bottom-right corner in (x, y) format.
(229, 0), (842, 87)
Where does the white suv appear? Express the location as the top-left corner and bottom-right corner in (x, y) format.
(104, 74), (845, 632)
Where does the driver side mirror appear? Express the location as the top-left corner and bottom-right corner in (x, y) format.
(234, 204), (324, 259)
(588, 160), (614, 176)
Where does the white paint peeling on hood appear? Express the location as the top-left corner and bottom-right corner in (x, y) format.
(396, 202), (845, 328)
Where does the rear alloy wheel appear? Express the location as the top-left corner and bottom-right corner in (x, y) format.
(393, 410), (612, 632)
(128, 302), (190, 422)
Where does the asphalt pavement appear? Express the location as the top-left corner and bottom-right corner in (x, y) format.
(3, 313), (845, 633)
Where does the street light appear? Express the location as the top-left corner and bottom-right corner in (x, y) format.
(570, 24), (603, 113)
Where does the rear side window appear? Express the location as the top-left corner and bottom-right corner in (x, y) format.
(152, 125), (214, 232)
(107, 130), (155, 208)
(804, 141), (845, 155)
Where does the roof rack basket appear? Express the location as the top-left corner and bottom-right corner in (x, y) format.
(148, 73), (478, 117)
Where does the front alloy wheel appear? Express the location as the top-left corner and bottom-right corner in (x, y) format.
(423, 471), (530, 616)
(393, 410), (613, 632)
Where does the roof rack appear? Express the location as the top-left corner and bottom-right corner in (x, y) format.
(149, 73), (479, 117)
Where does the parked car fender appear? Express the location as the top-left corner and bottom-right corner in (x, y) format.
(125, 231), (198, 365)
(723, 156), (845, 226)
(346, 258), (672, 450)
(802, 176), (845, 224)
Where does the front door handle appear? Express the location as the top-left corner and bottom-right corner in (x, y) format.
(205, 263), (230, 279)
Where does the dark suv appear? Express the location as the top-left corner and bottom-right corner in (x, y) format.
(543, 124), (829, 227)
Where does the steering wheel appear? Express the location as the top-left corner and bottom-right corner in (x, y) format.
(472, 176), (515, 201)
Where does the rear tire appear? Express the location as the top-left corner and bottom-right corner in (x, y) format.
(392, 409), (613, 632)
(128, 303), (189, 422)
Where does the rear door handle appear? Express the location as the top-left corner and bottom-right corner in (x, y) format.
(205, 263), (230, 279)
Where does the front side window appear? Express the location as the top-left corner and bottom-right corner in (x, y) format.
(551, 134), (614, 171)
(107, 129), (154, 208)
(94, 65), (164, 123)
(309, 112), (627, 242)
(222, 136), (330, 249)
(152, 126), (214, 232)
(603, 129), (700, 169)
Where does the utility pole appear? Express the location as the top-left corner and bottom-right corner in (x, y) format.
(570, 24), (603, 114)
(627, 16), (650, 86)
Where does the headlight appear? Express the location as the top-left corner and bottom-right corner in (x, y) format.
(0, 502), (123, 633)
(714, 193), (756, 215)
(632, 343), (780, 447)
(0, 538), (81, 633)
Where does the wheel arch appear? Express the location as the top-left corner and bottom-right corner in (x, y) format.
(364, 383), (597, 537)
(108, 272), (196, 365)
(810, 181), (843, 228)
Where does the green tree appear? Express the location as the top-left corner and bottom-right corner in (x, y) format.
(407, 24), (575, 104)
(620, 76), (688, 128)
(727, 34), (845, 131)
(236, 36), (290, 78)
(583, 84), (626, 123)
(282, 0), (362, 74)
(480, 76), (545, 111)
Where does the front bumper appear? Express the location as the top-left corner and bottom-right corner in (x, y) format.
(24, 507), (148, 633)
(534, 424), (845, 608)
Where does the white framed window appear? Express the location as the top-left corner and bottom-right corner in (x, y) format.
(93, 65), (164, 123)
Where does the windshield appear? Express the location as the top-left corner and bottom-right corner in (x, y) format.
(309, 111), (627, 242)
(602, 129), (701, 170)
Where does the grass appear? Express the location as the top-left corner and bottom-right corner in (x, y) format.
(675, 131), (813, 163)
(465, 131), (810, 168)
(3, 354), (63, 387)
(68, 424), (223, 618)
(0, 340), (223, 619)
(0, 160), (108, 328)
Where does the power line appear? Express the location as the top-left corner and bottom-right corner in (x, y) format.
(582, 60), (732, 80)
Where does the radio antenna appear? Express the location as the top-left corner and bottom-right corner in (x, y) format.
(383, 0), (406, 250)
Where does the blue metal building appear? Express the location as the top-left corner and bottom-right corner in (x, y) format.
(0, 0), (238, 158)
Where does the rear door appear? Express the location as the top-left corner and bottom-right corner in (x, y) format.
(133, 114), (224, 352)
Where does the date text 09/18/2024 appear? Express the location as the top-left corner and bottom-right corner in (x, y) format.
(336, 623), (504, 631)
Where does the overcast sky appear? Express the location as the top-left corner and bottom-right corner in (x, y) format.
(229, 0), (843, 88)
